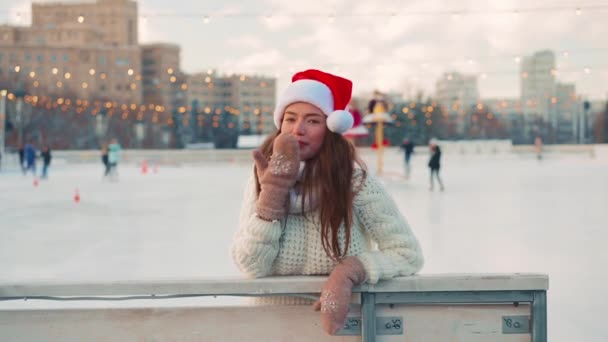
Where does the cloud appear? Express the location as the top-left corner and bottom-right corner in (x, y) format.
(226, 34), (265, 50)
(5, 0), (604, 99)
(218, 49), (286, 75)
(259, 15), (293, 31)
(8, 1), (30, 25)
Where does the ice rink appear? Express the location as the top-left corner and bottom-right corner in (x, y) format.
(1, 148), (607, 341)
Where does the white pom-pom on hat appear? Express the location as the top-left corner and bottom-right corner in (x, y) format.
(327, 110), (354, 133)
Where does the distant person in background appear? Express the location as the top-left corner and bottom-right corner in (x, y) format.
(428, 140), (444, 191)
(534, 135), (543, 160)
(101, 144), (110, 178)
(18, 144), (25, 174)
(24, 143), (37, 176)
(107, 138), (121, 180)
(400, 138), (415, 179)
(40, 145), (52, 179)
(367, 90), (389, 114)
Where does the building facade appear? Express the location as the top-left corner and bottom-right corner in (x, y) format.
(0, 0), (142, 104)
(435, 72), (479, 115)
(520, 50), (556, 119)
(141, 43), (182, 110)
(187, 73), (276, 135)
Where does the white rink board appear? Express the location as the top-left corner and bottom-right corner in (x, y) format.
(376, 304), (531, 342)
(0, 304), (531, 342)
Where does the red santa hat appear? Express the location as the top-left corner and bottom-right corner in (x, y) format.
(273, 69), (354, 134)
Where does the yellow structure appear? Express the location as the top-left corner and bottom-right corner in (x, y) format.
(362, 101), (392, 175)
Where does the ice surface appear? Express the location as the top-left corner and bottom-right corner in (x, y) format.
(1, 150), (607, 341)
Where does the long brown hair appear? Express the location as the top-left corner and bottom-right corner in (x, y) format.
(255, 129), (367, 261)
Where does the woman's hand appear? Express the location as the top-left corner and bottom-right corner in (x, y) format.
(252, 133), (300, 220)
(312, 257), (367, 335)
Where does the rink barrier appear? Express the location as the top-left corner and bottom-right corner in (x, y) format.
(18, 144), (597, 165)
(0, 273), (548, 342)
(1, 143), (600, 168)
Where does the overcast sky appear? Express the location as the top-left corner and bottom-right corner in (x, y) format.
(2, 0), (608, 100)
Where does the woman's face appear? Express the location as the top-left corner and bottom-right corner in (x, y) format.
(281, 102), (327, 161)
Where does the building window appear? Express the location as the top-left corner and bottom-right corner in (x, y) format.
(36, 55), (43, 62)
(51, 55), (57, 62)
(79, 51), (90, 62)
(115, 57), (129, 66)
(63, 54), (69, 62)
(99, 56), (106, 65)
(24, 54), (31, 61)
(128, 19), (135, 45)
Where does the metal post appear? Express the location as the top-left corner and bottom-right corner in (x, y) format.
(16, 96), (23, 146)
(0, 90), (6, 164)
(361, 292), (376, 342)
(376, 121), (384, 175)
(531, 290), (547, 342)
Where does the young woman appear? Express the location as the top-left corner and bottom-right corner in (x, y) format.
(231, 69), (424, 335)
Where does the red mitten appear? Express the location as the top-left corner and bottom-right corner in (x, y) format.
(313, 257), (367, 335)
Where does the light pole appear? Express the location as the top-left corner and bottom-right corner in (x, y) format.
(363, 101), (394, 175)
(15, 89), (26, 146)
(583, 100), (590, 144)
(0, 89), (6, 163)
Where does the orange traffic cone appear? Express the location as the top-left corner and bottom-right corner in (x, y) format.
(74, 189), (80, 203)
(141, 159), (148, 174)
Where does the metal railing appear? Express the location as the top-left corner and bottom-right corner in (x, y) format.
(0, 273), (548, 341)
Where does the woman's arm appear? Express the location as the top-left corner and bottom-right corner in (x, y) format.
(353, 173), (424, 284)
(230, 174), (282, 278)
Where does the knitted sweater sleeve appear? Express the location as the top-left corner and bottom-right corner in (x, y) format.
(231, 173), (282, 278)
(353, 173), (424, 284)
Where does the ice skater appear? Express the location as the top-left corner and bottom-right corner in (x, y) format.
(400, 137), (414, 179)
(18, 144), (25, 174)
(101, 144), (110, 178)
(428, 139), (444, 191)
(534, 135), (543, 160)
(107, 138), (121, 181)
(23, 143), (37, 176)
(40, 145), (52, 179)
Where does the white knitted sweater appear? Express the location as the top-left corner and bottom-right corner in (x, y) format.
(231, 169), (424, 287)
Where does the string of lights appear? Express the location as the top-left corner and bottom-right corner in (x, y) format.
(2, 4), (608, 19)
(0, 79), (590, 131)
(4, 45), (608, 69)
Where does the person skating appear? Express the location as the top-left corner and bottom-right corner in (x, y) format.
(40, 145), (52, 179)
(23, 143), (37, 176)
(101, 144), (110, 178)
(400, 137), (415, 179)
(428, 139), (444, 191)
(107, 139), (121, 181)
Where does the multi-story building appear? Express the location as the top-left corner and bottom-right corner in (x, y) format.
(31, 0), (138, 47)
(141, 43), (182, 110)
(553, 83), (578, 143)
(0, 0), (142, 104)
(520, 50), (556, 119)
(435, 72), (479, 114)
(187, 73), (276, 134)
